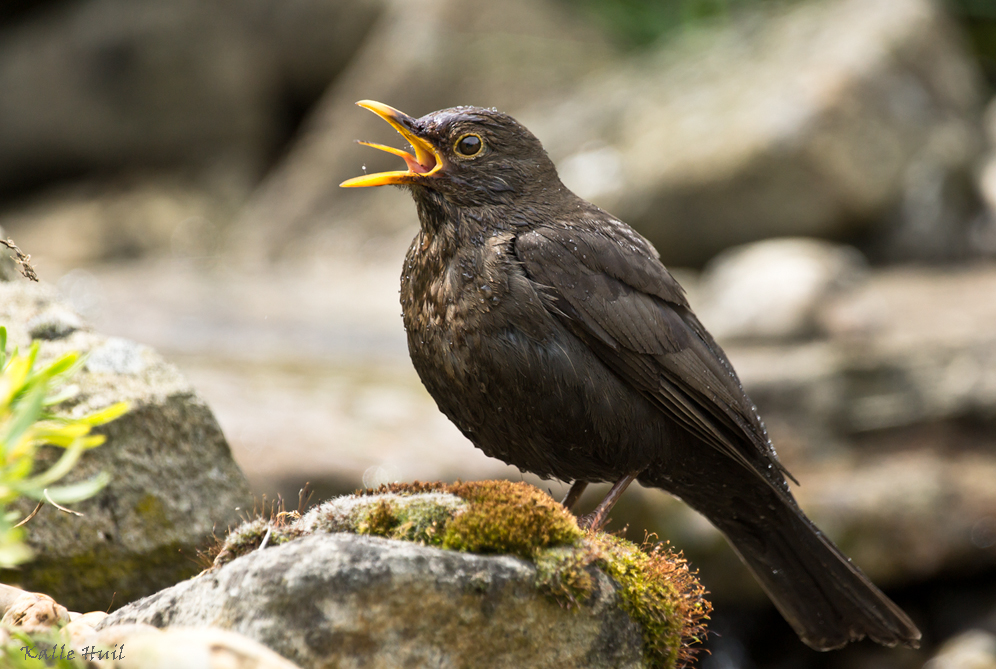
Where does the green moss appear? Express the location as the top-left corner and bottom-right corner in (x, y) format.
(356, 499), (399, 537)
(352, 495), (460, 545)
(212, 518), (272, 566)
(592, 535), (711, 668)
(0, 540), (198, 613)
(534, 545), (597, 607)
(357, 481), (450, 496)
(441, 481), (583, 559)
(133, 494), (173, 530)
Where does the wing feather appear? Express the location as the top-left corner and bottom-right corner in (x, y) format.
(515, 222), (796, 493)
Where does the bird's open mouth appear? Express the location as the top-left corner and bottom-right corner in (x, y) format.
(340, 101), (443, 188)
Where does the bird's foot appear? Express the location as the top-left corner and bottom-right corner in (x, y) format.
(575, 470), (642, 533)
(561, 481), (588, 512)
(577, 510), (610, 532)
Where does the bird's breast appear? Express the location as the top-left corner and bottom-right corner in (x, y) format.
(401, 230), (515, 347)
(400, 227), (557, 402)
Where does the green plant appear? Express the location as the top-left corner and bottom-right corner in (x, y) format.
(0, 326), (128, 568)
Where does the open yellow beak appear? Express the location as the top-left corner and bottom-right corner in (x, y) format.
(340, 101), (444, 188)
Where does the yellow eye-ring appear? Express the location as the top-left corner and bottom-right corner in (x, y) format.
(454, 134), (483, 157)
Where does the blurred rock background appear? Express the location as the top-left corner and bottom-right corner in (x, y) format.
(2, 0), (996, 666)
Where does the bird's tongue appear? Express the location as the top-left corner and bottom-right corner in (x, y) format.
(404, 152), (435, 174)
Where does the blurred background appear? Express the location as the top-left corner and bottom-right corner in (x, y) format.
(2, 0), (996, 666)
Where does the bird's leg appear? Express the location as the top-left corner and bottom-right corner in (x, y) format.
(561, 481), (588, 511)
(580, 471), (642, 531)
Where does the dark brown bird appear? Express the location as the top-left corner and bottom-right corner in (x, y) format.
(341, 100), (921, 652)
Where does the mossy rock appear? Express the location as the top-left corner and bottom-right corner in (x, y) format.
(211, 480), (711, 668)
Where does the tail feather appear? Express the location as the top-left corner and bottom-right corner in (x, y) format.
(719, 502), (919, 650)
(646, 466), (921, 651)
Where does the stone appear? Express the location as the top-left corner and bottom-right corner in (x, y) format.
(971, 96), (996, 258)
(694, 237), (867, 341)
(101, 483), (713, 669)
(101, 533), (646, 669)
(231, 0), (617, 262)
(0, 174), (248, 275)
(0, 279), (251, 612)
(924, 629), (996, 669)
(96, 626), (306, 669)
(85, 337), (150, 375)
(26, 305), (83, 340)
(0, 0), (383, 195)
(62, 610), (109, 647)
(522, 0), (985, 266)
(0, 587), (69, 634)
(742, 263), (996, 439)
(0, 225), (19, 282)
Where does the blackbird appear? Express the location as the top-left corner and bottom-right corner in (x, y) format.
(341, 100), (921, 652)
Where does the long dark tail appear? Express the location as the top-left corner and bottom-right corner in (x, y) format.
(716, 498), (919, 650)
(647, 470), (921, 650)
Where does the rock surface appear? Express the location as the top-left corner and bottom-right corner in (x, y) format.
(523, 0), (984, 266)
(0, 0), (383, 195)
(96, 626), (306, 669)
(0, 175), (247, 275)
(924, 629), (996, 669)
(101, 533), (646, 669)
(0, 278), (251, 611)
(694, 237), (867, 342)
(732, 263), (996, 440)
(0, 585), (69, 634)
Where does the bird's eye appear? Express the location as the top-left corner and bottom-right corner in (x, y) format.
(454, 134), (483, 157)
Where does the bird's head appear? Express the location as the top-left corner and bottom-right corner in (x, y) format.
(340, 101), (561, 208)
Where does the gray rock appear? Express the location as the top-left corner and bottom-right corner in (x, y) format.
(0, 0), (271, 190)
(694, 237), (867, 341)
(85, 337), (149, 375)
(0, 280), (251, 612)
(27, 306), (83, 340)
(972, 97), (996, 258)
(99, 626), (306, 669)
(0, 225), (20, 282)
(0, 175), (248, 273)
(0, 0), (383, 193)
(100, 533), (645, 669)
(924, 629), (996, 669)
(231, 0), (617, 261)
(742, 263), (996, 438)
(522, 0), (985, 266)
